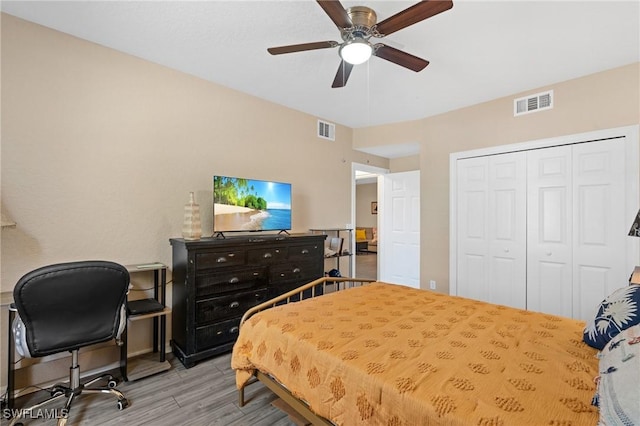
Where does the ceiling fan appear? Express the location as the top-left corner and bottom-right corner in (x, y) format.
(267, 0), (454, 88)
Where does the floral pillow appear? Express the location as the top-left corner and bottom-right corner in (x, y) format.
(583, 284), (640, 350)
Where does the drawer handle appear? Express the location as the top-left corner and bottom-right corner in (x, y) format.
(230, 326), (239, 334)
(293, 268), (301, 273)
(263, 252), (273, 259)
(301, 249), (309, 254)
(229, 277), (239, 284)
(216, 257), (227, 263)
(229, 301), (240, 309)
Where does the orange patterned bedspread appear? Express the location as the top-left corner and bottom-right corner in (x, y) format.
(231, 282), (599, 425)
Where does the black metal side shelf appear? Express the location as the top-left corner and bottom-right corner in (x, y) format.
(309, 228), (354, 277)
(122, 263), (171, 381)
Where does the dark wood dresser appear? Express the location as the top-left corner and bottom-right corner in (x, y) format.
(169, 234), (326, 368)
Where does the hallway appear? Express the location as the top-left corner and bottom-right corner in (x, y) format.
(355, 252), (377, 280)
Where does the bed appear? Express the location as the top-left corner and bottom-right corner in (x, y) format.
(231, 278), (600, 425)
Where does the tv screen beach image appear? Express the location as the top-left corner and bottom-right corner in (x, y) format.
(213, 176), (292, 232)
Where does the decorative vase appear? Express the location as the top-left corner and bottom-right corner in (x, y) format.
(182, 192), (202, 240)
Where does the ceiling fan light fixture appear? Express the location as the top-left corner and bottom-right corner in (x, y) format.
(339, 38), (372, 65)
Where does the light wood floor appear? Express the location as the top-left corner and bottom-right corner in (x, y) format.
(355, 251), (377, 280)
(7, 353), (297, 426)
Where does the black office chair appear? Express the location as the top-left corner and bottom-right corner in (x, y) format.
(8, 261), (130, 426)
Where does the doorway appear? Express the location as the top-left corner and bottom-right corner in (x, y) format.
(351, 163), (388, 279)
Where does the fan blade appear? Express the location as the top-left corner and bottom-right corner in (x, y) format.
(317, 0), (352, 29)
(373, 44), (429, 72)
(332, 60), (354, 88)
(268, 41), (338, 55)
(374, 0), (453, 36)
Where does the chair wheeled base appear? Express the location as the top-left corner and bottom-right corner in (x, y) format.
(8, 349), (129, 426)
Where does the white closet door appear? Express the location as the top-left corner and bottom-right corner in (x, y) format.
(527, 145), (573, 317)
(456, 157), (490, 302)
(452, 127), (638, 320)
(488, 153), (527, 308)
(572, 139), (627, 321)
(456, 153), (526, 307)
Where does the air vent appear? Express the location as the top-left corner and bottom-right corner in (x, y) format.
(514, 90), (553, 116)
(317, 119), (335, 141)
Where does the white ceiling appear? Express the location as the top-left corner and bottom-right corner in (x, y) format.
(2, 0), (639, 134)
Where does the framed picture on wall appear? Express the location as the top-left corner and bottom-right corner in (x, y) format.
(371, 202), (378, 214)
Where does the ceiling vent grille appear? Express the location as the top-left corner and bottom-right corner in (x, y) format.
(514, 90), (553, 116)
(317, 119), (335, 141)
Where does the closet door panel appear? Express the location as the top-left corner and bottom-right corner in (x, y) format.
(488, 153), (527, 308)
(456, 157), (489, 301)
(572, 139), (627, 321)
(527, 146), (573, 317)
(456, 153), (526, 308)
(531, 260), (570, 315)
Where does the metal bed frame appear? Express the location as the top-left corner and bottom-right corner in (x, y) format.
(236, 277), (375, 426)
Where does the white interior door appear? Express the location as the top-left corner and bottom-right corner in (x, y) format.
(527, 145), (573, 317)
(379, 170), (420, 288)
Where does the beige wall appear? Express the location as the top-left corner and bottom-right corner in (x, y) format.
(353, 119), (423, 151)
(390, 155), (420, 173)
(0, 14), (389, 388)
(355, 62), (640, 293)
(0, 13), (388, 293)
(421, 63), (639, 293)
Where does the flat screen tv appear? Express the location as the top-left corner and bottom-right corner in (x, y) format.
(213, 175), (292, 233)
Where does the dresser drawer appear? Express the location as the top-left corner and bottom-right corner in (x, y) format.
(247, 247), (288, 265)
(195, 318), (240, 351)
(195, 267), (266, 297)
(196, 250), (245, 269)
(270, 261), (322, 283)
(196, 289), (268, 324)
(288, 243), (323, 261)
